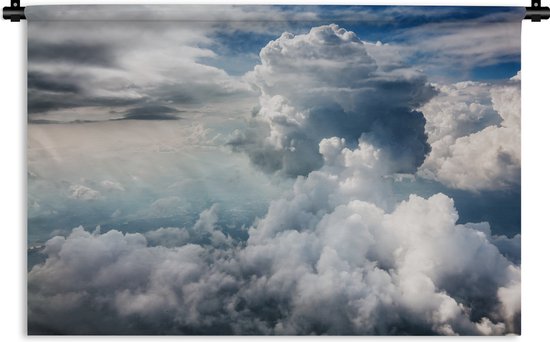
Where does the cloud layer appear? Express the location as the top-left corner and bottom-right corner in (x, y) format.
(29, 137), (520, 335)
(27, 17), (256, 123)
(229, 24), (436, 176)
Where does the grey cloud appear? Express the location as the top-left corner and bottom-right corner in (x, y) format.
(26, 5), (321, 25)
(28, 71), (81, 93)
(27, 68), (148, 117)
(150, 82), (252, 106)
(28, 41), (116, 67)
(144, 227), (190, 247)
(466, 222), (521, 264)
(149, 86), (199, 105)
(28, 90), (143, 115)
(228, 122), (323, 176)
(27, 18), (255, 122)
(121, 105), (182, 120)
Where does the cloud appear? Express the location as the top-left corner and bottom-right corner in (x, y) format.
(28, 41), (116, 67)
(68, 185), (100, 201)
(149, 196), (186, 218)
(418, 73), (520, 191)
(28, 82), (143, 116)
(101, 180), (125, 192)
(393, 10), (523, 77)
(144, 227), (190, 248)
(28, 71), (81, 94)
(144, 205), (231, 249)
(121, 105), (182, 120)
(229, 24), (435, 177)
(26, 6), (522, 123)
(29, 138), (520, 335)
(27, 15), (256, 122)
(465, 222), (520, 264)
(25, 5), (319, 24)
(26, 11), (521, 336)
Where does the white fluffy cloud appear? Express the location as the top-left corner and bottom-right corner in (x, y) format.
(419, 73), (521, 191)
(230, 24), (435, 176)
(29, 137), (520, 335)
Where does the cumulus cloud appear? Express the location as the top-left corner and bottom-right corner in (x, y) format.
(229, 24), (435, 176)
(144, 227), (190, 248)
(419, 73), (520, 191)
(29, 138), (520, 335)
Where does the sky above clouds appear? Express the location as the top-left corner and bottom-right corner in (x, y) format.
(26, 5), (523, 335)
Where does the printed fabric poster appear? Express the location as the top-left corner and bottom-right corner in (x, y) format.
(26, 5), (523, 335)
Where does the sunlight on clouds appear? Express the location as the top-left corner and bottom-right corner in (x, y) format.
(27, 120), (287, 244)
(419, 73), (521, 191)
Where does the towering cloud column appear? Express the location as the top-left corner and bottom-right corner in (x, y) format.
(230, 24), (436, 176)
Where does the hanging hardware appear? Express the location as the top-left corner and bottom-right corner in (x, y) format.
(3, 1), (550, 22)
(525, 0), (550, 21)
(3, 0), (25, 22)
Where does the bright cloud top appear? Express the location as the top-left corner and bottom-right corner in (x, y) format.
(230, 24), (436, 176)
(420, 73), (521, 191)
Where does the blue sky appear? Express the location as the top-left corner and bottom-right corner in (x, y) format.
(200, 6), (523, 80)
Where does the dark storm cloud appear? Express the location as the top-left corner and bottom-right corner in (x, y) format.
(27, 71), (88, 114)
(28, 90), (144, 115)
(27, 50), (161, 120)
(121, 105), (182, 120)
(28, 41), (116, 67)
(26, 73), (191, 119)
(28, 71), (81, 93)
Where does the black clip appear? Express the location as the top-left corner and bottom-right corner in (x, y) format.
(3, 0), (26, 22)
(525, 0), (550, 21)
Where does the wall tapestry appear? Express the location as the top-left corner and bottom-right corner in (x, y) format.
(26, 5), (523, 335)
